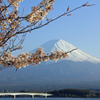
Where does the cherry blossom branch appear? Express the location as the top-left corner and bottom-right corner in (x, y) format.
(0, 48), (78, 70)
(16, 2), (95, 34)
(0, 1), (95, 71)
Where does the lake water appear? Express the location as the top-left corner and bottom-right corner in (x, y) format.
(0, 98), (100, 100)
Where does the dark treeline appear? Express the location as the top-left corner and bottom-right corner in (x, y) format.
(48, 89), (100, 98)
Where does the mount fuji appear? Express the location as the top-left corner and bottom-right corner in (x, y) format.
(0, 39), (100, 91)
(30, 39), (100, 63)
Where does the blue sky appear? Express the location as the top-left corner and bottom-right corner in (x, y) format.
(12, 0), (100, 59)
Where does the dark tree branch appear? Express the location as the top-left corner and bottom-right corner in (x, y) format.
(15, 3), (95, 35)
(0, 4), (11, 14)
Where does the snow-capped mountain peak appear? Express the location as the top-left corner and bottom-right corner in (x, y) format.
(30, 39), (100, 63)
(54, 39), (76, 52)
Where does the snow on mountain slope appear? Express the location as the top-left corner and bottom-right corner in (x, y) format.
(30, 39), (100, 63)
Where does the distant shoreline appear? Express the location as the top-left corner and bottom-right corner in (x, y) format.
(0, 88), (100, 98)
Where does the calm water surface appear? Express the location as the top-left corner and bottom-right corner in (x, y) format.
(0, 98), (100, 100)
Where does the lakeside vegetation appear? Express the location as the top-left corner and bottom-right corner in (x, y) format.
(48, 89), (100, 98)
